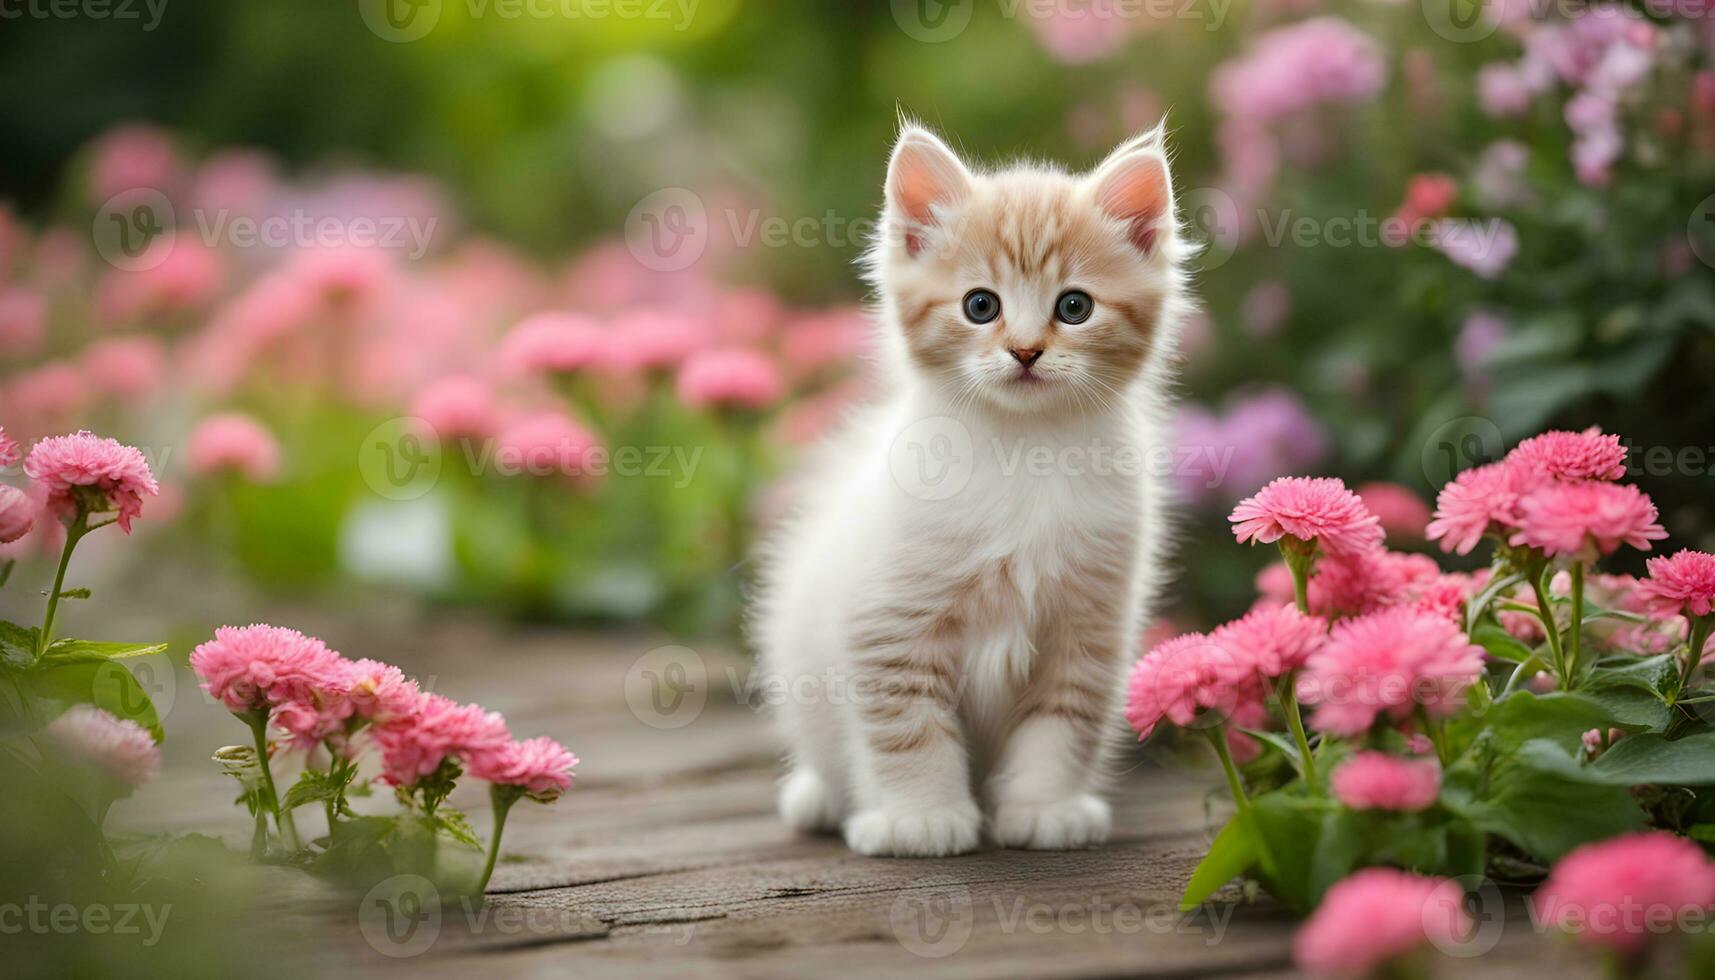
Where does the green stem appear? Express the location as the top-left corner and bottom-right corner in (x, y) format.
(245, 712), (300, 852)
(476, 786), (520, 895)
(1277, 676), (1320, 793)
(1678, 617), (1714, 701)
(1566, 563), (1585, 691)
(1206, 728), (1250, 812)
(1281, 543), (1315, 615)
(1528, 576), (1568, 689)
(36, 518), (85, 658)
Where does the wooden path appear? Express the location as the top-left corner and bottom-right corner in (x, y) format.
(121, 615), (1588, 979)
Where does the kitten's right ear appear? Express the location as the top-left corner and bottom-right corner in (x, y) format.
(886, 125), (971, 257)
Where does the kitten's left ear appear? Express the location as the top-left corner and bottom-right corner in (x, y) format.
(1091, 131), (1174, 257)
(886, 124), (972, 257)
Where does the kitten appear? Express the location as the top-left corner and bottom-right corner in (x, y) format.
(753, 122), (1190, 857)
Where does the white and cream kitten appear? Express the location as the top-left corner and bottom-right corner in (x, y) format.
(753, 122), (1191, 857)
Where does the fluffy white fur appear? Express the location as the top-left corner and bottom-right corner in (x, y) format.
(753, 122), (1191, 857)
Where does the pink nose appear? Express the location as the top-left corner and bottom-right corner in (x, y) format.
(1009, 348), (1043, 368)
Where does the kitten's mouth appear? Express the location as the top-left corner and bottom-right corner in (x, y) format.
(1011, 370), (1044, 385)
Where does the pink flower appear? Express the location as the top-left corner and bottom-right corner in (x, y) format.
(0, 484), (35, 544)
(499, 312), (606, 376)
(189, 624), (348, 714)
(410, 376), (499, 441)
(1640, 550), (1715, 619)
(1533, 833), (1715, 953)
(80, 337), (166, 402)
(1392, 172), (1458, 229)
(1210, 18), (1386, 126)
(1229, 477), (1383, 557)
(1307, 550), (1439, 618)
(1355, 482), (1431, 542)
(781, 307), (869, 380)
(47, 705), (161, 790)
(1124, 633), (1253, 739)
(494, 412), (601, 483)
(187, 413), (280, 482)
(467, 736), (579, 800)
(1299, 607), (1486, 736)
(1478, 63), (1532, 117)
(1431, 218), (1518, 279)
(1295, 869), (1469, 977)
(1330, 751), (1441, 811)
(1455, 311), (1506, 378)
(1507, 429), (1628, 482)
(23, 431), (159, 533)
(1024, 5), (1136, 65)
(344, 659), (422, 726)
(1509, 481), (1667, 560)
(0, 426), (17, 467)
(373, 693), (511, 787)
(94, 238), (225, 323)
(1241, 280), (1291, 337)
(0, 289), (47, 355)
(1425, 462), (1535, 555)
(272, 690), (356, 751)
(86, 124), (178, 201)
(1212, 603), (1327, 678)
(676, 349), (785, 411)
(609, 308), (708, 373)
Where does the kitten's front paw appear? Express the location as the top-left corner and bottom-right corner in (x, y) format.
(990, 795), (1111, 850)
(779, 769), (842, 834)
(844, 802), (981, 858)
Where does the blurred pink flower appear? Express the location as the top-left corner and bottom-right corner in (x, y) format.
(1473, 141), (1531, 209)
(81, 337), (166, 402)
(1331, 751), (1441, 811)
(1639, 550), (1715, 619)
(190, 624), (348, 714)
(1295, 869), (1469, 976)
(1431, 218), (1517, 279)
(467, 736), (579, 800)
(86, 123), (178, 201)
(47, 705), (161, 789)
(495, 411), (602, 482)
(1392, 172), (1458, 231)
(1455, 311), (1507, 379)
(0, 289), (46, 355)
(1023, 4), (1136, 65)
(711, 288), (785, 347)
(24, 430), (159, 533)
(608, 307), (708, 374)
(189, 149), (279, 216)
(1300, 607), (1485, 736)
(1509, 481), (1666, 560)
(1508, 428), (1627, 482)
(781, 307), (869, 379)
(1176, 388), (1327, 505)
(1478, 63), (1532, 118)
(4, 362), (85, 436)
(410, 375), (499, 441)
(1355, 483), (1431, 542)
(1230, 476), (1383, 556)
(95, 238), (225, 323)
(1212, 602), (1327, 678)
(374, 692), (511, 788)
(677, 349), (785, 411)
(1240, 280), (1290, 337)
(499, 312), (606, 376)
(0, 484), (35, 544)
(1125, 633), (1253, 739)
(1210, 18), (1385, 125)
(187, 413), (281, 482)
(1533, 833), (1715, 953)
(0, 426), (16, 467)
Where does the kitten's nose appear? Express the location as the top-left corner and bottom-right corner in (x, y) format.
(1008, 347), (1044, 368)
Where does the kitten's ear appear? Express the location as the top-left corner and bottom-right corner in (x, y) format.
(886, 125), (971, 257)
(1091, 130), (1174, 257)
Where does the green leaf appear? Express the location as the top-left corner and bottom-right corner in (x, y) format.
(431, 807), (482, 849)
(283, 769), (351, 811)
(1308, 808), (1364, 900)
(1465, 571), (1526, 634)
(1472, 623), (1534, 664)
(1484, 691), (1617, 752)
(1442, 755), (1645, 862)
(42, 639), (169, 661)
(55, 588), (91, 600)
(1246, 792), (1340, 913)
(0, 621), (38, 669)
(1523, 732), (1715, 787)
(1180, 814), (1259, 911)
(27, 659), (163, 740)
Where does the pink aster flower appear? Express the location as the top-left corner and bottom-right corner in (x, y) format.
(1507, 428), (1628, 482)
(609, 308), (708, 374)
(373, 693), (511, 787)
(1425, 461), (1536, 555)
(467, 736), (579, 800)
(1124, 633), (1254, 739)
(47, 704), (161, 790)
(1229, 477), (1383, 557)
(0, 484), (34, 544)
(0, 289), (47, 356)
(1295, 869), (1470, 977)
(409, 375), (499, 442)
(1330, 751), (1441, 812)
(23, 431), (159, 533)
(189, 624), (348, 714)
(1298, 607), (1486, 736)
(494, 411), (601, 483)
(499, 312), (606, 376)
(1639, 550), (1715, 620)
(80, 337), (166, 403)
(1307, 549), (1440, 619)
(1212, 603), (1327, 678)
(343, 658), (422, 726)
(1508, 481), (1667, 560)
(0, 426), (17, 467)
(1533, 832), (1715, 953)
(676, 348), (786, 411)
(1355, 482), (1431, 543)
(186, 413), (281, 483)
(272, 690), (356, 752)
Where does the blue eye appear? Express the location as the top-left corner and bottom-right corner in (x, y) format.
(1055, 290), (1092, 324)
(963, 289), (1000, 324)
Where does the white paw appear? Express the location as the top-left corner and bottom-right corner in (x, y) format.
(844, 801), (982, 857)
(990, 795), (1111, 850)
(779, 770), (842, 833)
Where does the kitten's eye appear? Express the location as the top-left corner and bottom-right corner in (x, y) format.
(962, 289), (1001, 324)
(1055, 290), (1093, 325)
